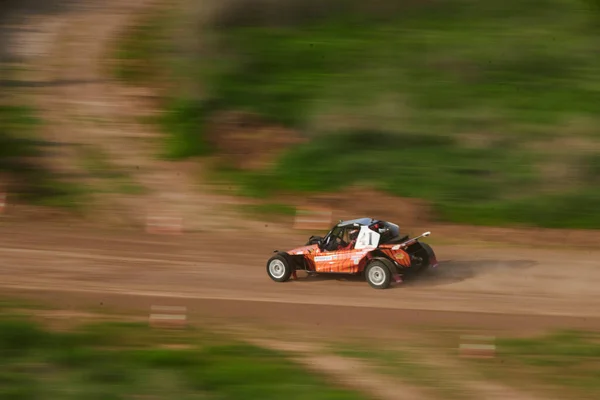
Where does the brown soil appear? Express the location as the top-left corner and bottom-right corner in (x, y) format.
(282, 185), (434, 226)
(206, 110), (306, 170)
(0, 219), (598, 328)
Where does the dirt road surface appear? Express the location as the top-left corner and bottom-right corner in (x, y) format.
(1, 219), (599, 337)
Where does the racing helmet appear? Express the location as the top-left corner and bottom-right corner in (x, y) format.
(371, 222), (388, 235)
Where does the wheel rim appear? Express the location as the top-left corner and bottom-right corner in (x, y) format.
(269, 259), (286, 279)
(368, 266), (386, 286)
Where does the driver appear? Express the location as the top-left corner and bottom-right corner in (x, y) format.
(338, 228), (359, 250)
(370, 222), (382, 232)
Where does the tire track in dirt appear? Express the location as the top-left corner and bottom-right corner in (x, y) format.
(1, 219), (600, 321)
(1, 247), (600, 340)
(1, 216), (599, 328)
(2, 242), (599, 320)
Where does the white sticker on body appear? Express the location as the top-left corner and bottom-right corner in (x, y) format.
(354, 226), (380, 250)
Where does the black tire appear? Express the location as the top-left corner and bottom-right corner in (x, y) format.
(266, 254), (293, 282)
(417, 242), (435, 272)
(365, 260), (392, 289)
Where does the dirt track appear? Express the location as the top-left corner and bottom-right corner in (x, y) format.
(1, 0), (599, 340)
(1, 219), (599, 336)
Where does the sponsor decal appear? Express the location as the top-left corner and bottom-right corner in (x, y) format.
(314, 255), (333, 262)
(351, 251), (367, 265)
(395, 253), (405, 260)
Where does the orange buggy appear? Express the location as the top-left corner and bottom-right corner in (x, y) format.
(266, 218), (438, 289)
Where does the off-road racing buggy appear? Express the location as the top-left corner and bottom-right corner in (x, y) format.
(266, 218), (439, 289)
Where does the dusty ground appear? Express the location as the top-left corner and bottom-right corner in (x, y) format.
(1, 218), (599, 331)
(1, 1), (600, 399)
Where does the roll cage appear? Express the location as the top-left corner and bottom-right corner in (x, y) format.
(319, 218), (407, 251)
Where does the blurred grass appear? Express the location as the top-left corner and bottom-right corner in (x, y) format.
(112, 10), (170, 85)
(331, 329), (600, 399)
(208, 0), (600, 127)
(330, 342), (471, 399)
(157, 97), (215, 159)
(0, 104), (87, 209)
(113, 7), (214, 160)
(0, 314), (368, 400)
(77, 145), (146, 195)
(113, 0), (600, 229)
(464, 330), (600, 399)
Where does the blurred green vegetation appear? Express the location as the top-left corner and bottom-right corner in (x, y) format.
(467, 330), (600, 399)
(331, 329), (600, 399)
(331, 342), (469, 399)
(115, 0), (600, 229)
(210, 0), (600, 128)
(157, 97), (214, 159)
(113, 7), (214, 160)
(77, 145), (146, 195)
(0, 314), (367, 400)
(0, 104), (86, 208)
(112, 11), (170, 85)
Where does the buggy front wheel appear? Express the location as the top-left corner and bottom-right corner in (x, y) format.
(266, 254), (292, 282)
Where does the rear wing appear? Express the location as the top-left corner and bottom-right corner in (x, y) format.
(391, 231), (431, 249)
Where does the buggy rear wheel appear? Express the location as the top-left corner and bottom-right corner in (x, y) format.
(266, 254), (292, 282)
(365, 260), (392, 289)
